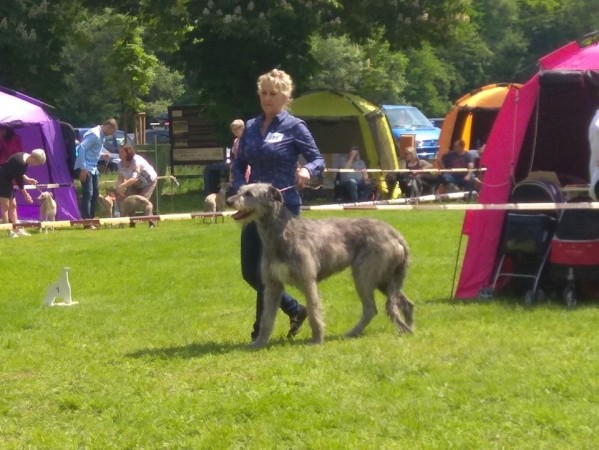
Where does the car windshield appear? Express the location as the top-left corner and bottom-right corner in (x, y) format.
(385, 108), (433, 128)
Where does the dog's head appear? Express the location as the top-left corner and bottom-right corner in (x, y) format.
(37, 191), (54, 202)
(98, 195), (114, 217)
(226, 183), (283, 223)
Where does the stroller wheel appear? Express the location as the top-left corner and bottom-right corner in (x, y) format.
(524, 290), (535, 306)
(562, 287), (577, 308)
(535, 289), (546, 302)
(478, 287), (494, 300)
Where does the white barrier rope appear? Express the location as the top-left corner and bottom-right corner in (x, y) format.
(304, 201), (599, 212)
(0, 211), (236, 231)
(20, 183), (73, 190)
(324, 167), (486, 174)
(4, 200), (599, 233)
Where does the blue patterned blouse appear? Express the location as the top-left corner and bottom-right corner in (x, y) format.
(231, 110), (325, 210)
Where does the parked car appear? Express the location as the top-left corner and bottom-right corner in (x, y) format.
(145, 128), (170, 145)
(74, 127), (135, 171)
(429, 117), (445, 129)
(381, 105), (441, 160)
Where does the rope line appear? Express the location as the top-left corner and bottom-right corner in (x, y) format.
(324, 167), (486, 174)
(4, 200), (599, 232)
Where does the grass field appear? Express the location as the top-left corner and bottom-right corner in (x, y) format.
(1, 208), (599, 449)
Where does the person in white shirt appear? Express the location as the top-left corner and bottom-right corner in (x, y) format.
(588, 107), (599, 200)
(116, 144), (158, 203)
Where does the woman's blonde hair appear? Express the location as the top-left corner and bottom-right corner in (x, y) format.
(230, 119), (245, 131)
(257, 69), (294, 100)
(405, 146), (417, 158)
(30, 148), (47, 164)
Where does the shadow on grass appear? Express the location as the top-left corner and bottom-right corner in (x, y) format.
(125, 334), (357, 359)
(428, 294), (599, 310)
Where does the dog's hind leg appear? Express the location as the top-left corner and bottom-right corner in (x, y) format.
(252, 280), (284, 348)
(302, 280), (325, 344)
(345, 270), (378, 338)
(385, 294), (413, 333)
(398, 291), (414, 329)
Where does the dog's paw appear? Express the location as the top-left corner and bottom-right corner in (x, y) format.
(248, 339), (268, 349)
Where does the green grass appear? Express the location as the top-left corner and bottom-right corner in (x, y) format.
(1, 210), (599, 449)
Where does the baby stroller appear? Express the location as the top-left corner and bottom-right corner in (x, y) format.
(489, 179), (563, 305)
(549, 208), (599, 307)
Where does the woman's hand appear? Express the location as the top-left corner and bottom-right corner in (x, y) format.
(22, 191), (33, 204)
(79, 168), (89, 182)
(296, 167), (310, 188)
(23, 176), (38, 185)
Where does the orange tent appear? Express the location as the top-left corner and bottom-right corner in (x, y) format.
(437, 83), (522, 162)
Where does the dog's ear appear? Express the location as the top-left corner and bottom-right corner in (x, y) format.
(268, 185), (284, 203)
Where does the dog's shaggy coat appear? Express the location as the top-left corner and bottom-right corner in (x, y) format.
(227, 183), (414, 347)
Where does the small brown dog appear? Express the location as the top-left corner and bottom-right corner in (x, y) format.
(98, 194), (115, 218)
(203, 182), (230, 223)
(121, 195), (155, 227)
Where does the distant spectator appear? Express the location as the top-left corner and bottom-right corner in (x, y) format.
(589, 100), (599, 200)
(398, 146), (438, 197)
(0, 125), (23, 165)
(115, 144), (158, 200)
(0, 150), (46, 237)
(439, 139), (475, 194)
(74, 118), (118, 222)
(336, 145), (372, 202)
(229, 119), (249, 182)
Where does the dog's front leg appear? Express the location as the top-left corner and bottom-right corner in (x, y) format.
(302, 281), (324, 344)
(252, 279), (284, 348)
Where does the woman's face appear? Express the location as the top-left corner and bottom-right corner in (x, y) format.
(259, 80), (288, 117)
(233, 126), (244, 138)
(118, 146), (128, 161)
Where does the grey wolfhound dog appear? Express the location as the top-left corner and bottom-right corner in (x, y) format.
(227, 183), (414, 348)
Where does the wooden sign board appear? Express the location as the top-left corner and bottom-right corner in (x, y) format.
(168, 105), (225, 166)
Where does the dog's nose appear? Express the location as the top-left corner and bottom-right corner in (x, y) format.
(226, 197), (233, 207)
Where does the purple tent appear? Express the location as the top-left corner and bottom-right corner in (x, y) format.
(0, 88), (80, 220)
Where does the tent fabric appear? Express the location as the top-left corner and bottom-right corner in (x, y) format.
(0, 88), (80, 221)
(288, 90), (399, 195)
(437, 83), (521, 159)
(456, 37), (599, 299)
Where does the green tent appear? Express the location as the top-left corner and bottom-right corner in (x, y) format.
(288, 89), (400, 196)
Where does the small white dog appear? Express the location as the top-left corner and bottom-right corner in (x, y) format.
(203, 182), (230, 223)
(38, 191), (57, 232)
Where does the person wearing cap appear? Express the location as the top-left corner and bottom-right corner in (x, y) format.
(336, 145), (372, 202)
(0, 149), (47, 237)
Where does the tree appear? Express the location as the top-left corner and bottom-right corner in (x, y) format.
(0, 0), (77, 105)
(57, 8), (185, 127)
(402, 43), (456, 117)
(306, 30), (408, 105)
(176, 0), (340, 127)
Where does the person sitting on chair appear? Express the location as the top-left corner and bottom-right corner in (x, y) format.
(439, 139), (476, 193)
(398, 146), (438, 198)
(335, 145), (372, 202)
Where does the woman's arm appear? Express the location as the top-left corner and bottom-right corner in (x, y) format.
(116, 164), (141, 193)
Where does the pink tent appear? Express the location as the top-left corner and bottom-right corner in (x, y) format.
(456, 36), (599, 299)
(0, 88), (80, 220)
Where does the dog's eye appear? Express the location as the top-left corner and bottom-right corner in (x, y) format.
(244, 191), (254, 198)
